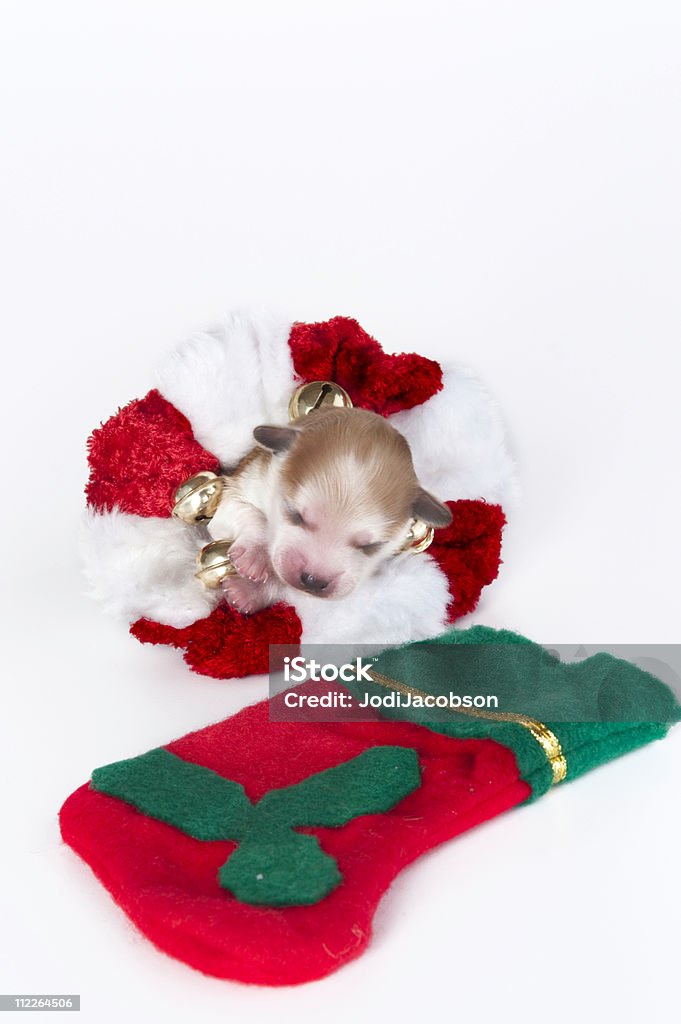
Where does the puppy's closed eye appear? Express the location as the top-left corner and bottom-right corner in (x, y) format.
(285, 506), (306, 528)
(355, 540), (385, 556)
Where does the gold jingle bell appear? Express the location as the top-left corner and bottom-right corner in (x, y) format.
(172, 471), (225, 524)
(400, 518), (435, 554)
(195, 539), (237, 588)
(288, 380), (353, 421)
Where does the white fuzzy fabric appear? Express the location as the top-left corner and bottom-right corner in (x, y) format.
(81, 509), (220, 628)
(83, 312), (516, 643)
(389, 364), (519, 509)
(155, 310), (296, 466)
(294, 551), (451, 646)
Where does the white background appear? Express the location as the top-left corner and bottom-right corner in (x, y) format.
(1, 1), (679, 1021)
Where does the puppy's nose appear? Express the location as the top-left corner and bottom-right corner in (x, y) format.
(300, 571), (329, 593)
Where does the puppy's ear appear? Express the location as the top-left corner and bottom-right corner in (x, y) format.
(412, 488), (452, 527)
(253, 424), (300, 454)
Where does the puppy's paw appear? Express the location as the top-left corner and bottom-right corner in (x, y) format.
(229, 541), (272, 584)
(221, 576), (272, 616)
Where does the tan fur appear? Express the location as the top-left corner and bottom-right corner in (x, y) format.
(281, 408), (418, 530)
(224, 443), (271, 479)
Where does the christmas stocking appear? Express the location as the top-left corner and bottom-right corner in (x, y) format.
(59, 627), (679, 986)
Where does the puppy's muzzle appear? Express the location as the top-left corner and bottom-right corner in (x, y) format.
(299, 571), (330, 594)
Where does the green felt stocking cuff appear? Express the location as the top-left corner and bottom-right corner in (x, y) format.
(360, 627), (680, 800)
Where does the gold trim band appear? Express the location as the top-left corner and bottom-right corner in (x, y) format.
(367, 669), (568, 786)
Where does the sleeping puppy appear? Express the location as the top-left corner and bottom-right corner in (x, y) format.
(208, 407), (452, 614)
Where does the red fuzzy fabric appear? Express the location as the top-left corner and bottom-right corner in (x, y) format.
(131, 603), (303, 679)
(288, 316), (443, 415)
(60, 700), (530, 986)
(429, 500), (506, 621)
(86, 389), (220, 517)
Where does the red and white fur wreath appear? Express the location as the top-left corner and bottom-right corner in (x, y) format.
(81, 313), (517, 678)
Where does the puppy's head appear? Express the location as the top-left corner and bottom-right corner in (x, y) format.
(254, 407), (451, 599)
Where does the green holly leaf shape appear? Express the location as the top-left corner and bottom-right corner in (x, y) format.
(91, 744), (421, 907)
